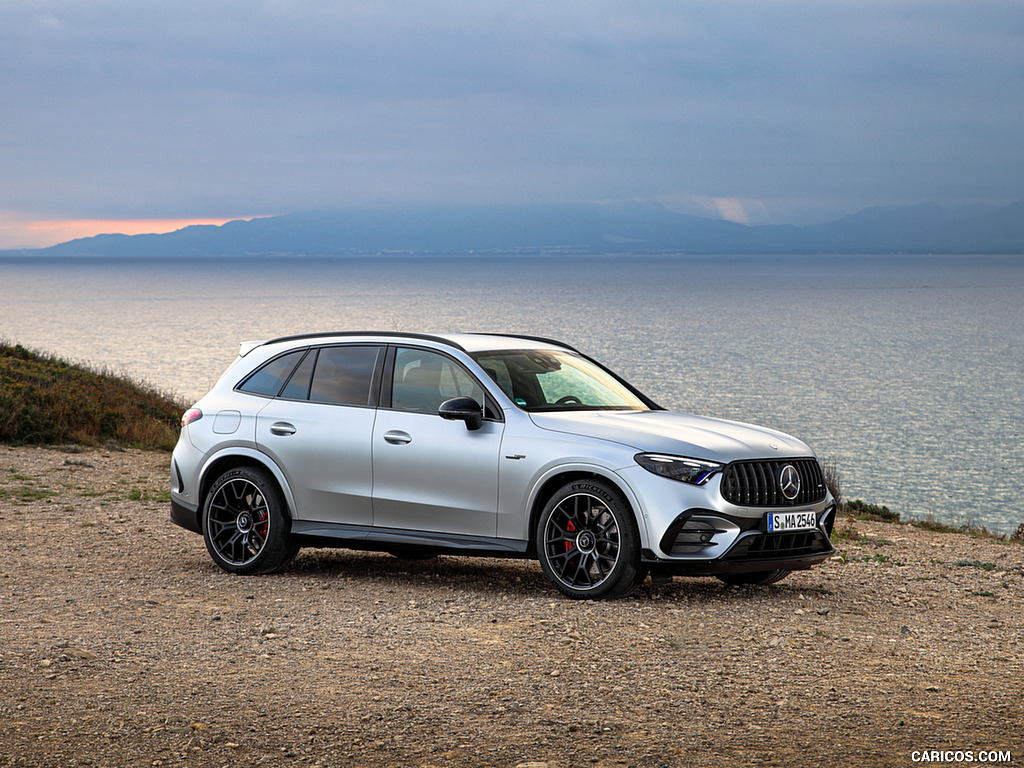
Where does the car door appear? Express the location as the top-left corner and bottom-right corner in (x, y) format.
(371, 346), (504, 537)
(255, 344), (382, 526)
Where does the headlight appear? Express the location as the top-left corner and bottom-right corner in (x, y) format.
(634, 453), (722, 485)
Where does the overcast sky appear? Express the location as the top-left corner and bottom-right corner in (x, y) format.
(2, 0), (1022, 248)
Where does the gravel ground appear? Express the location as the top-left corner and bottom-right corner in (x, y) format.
(1, 445), (1022, 768)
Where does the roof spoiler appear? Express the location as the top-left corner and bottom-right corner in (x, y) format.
(238, 340), (266, 357)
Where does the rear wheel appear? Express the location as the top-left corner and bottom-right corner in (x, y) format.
(716, 569), (791, 586)
(202, 466), (299, 574)
(537, 479), (647, 600)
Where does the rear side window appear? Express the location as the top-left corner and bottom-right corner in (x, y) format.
(309, 346), (381, 406)
(237, 350), (306, 397)
(279, 349), (317, 400)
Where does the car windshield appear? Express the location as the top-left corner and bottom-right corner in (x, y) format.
(471, 349), (649, 411)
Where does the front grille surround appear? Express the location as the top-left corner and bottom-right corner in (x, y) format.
(720, 458), (826, 507)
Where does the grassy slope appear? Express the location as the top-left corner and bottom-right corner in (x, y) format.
(0, 342), (185, 450)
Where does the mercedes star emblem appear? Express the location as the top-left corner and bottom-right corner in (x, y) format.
(778, 464), (801, 500)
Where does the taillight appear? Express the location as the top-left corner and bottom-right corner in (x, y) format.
(181, 408), (203, 427)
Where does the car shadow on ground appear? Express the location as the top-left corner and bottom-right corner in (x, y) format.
(259, 547), (829, 605)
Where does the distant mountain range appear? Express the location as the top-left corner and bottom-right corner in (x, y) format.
(7, 200), (1024, 257)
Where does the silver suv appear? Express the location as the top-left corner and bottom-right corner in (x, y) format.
(170, 332), (836, 599)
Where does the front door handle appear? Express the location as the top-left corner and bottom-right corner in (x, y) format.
(269, 422), (297, 436)
(383, 430), (412, 445)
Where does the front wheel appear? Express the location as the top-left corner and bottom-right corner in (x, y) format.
(202, 466), (299, 575)
(536, 479), (647, 600)
(716, 569), (791, 586)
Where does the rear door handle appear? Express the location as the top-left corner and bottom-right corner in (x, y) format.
(383, 430), (412, 445)
(269, 422), (297, 436)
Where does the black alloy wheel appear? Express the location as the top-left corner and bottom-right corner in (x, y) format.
(202, 466), (298, 575)
(537, 479), (646, 599)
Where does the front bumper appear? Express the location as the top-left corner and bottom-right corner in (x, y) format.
(642, 503), (837, 576)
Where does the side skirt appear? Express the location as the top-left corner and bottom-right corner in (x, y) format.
(290, 521), (530, 559)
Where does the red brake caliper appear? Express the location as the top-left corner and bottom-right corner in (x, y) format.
(566, 520), (576, 551)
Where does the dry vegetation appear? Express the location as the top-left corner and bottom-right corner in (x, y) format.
(0, 343), (185, 451)
(2, 445), (1022, 768)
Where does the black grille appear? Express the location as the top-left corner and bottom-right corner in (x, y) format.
(724, 530), (831, 561)
(720, 458), (826, 507)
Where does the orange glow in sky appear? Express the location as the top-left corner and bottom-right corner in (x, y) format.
(0, 215), (254, 250)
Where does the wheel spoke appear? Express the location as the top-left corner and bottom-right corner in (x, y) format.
(206, 478), (270, 566)
(249, 529), (266, 552)
(572, 552), (594, 586)
(543, 492), (624, 590)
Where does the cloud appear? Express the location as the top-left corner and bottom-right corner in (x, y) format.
(0, 213), (249, 250)
(0, 0), (1022, 243)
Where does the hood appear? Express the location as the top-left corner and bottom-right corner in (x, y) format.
(528, 409), (813, 463)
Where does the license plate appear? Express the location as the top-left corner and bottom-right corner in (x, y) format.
(766, 511), (818, 532)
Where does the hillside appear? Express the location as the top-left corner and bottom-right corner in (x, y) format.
(5, 200), (1024, 257)
(0, 343), (185, 450)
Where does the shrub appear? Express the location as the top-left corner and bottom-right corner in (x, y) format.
(844, 498), (900, 523)
(0, 342), (186, 451)
(821, 455), (843, 510)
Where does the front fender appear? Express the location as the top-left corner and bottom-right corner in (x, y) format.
(510, 460), (654, 553)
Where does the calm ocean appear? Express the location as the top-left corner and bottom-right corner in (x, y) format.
(2, 253), (1022, 533)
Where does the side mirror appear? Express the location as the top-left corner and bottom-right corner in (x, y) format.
(438, 396), (484, 431)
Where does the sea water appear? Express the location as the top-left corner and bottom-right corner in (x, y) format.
(2, 253), (1021, 533)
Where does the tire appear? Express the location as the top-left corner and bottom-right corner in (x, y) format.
(202, 466), (299, 575)
(536, 479), (647, 600)
(716, 569), (791, 586)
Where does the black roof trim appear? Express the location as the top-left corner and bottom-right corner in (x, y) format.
(260, 331), (467, 351)
(470, 333), (579, 353)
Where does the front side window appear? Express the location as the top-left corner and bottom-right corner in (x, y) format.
(472, 350), (648, 411)
(391, 348), (487, 414)
(308, 345), (381, 406)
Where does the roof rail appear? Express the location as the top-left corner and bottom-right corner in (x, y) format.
(471, 333), (579, 353)
(259, 331), (467, 351)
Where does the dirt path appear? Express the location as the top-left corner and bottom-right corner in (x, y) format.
(1, 445), (1021, 767)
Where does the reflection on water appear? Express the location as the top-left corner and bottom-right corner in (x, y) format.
(2, 253), (1022, 532)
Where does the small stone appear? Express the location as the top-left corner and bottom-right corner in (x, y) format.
(64, 648), (99, 660)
